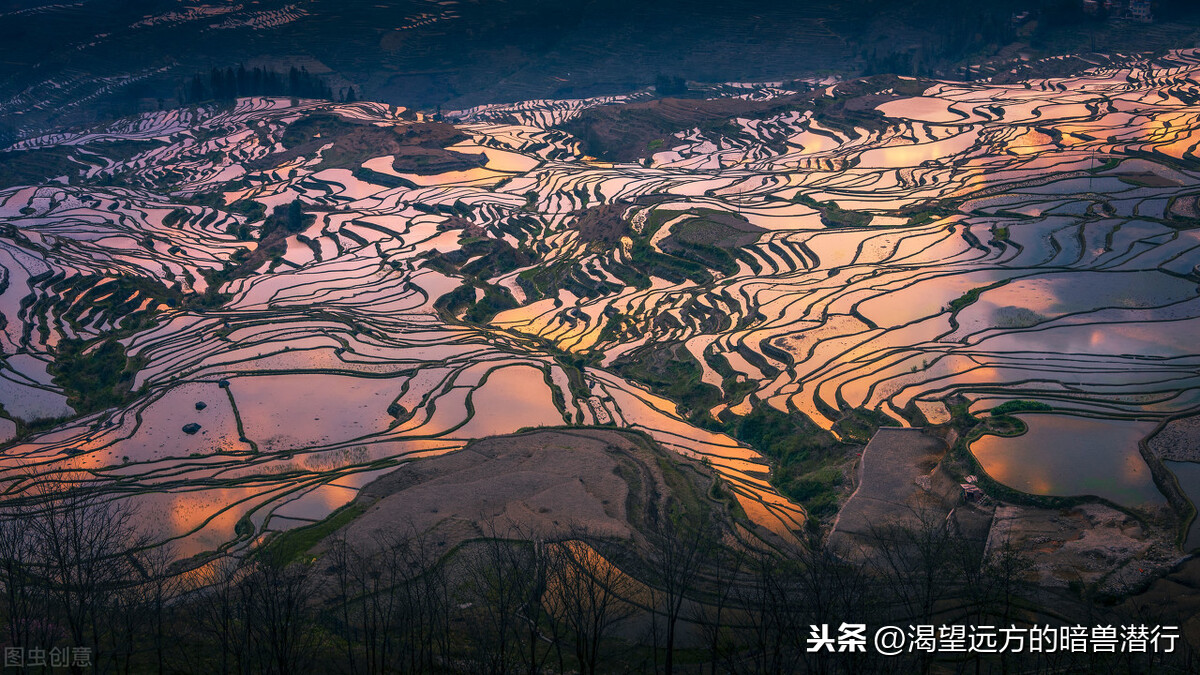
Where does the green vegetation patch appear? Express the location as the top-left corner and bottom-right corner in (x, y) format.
(0, 139), (167, 187)
(574, 203), (632, 247)
(948, 280), (1007, 313)
(613, 342), (721, 418)
(260, 502), (368, 566)
(507, 207), (760, 304)
(436, 282), (520, 324)
(830, 406), (895, 445)
(34, 274), (180, 334)
(557, 72), (907, 162)
(266, 199), (316, 235)
(428, 236), (532, 323)
(49, 338), (144, 414)
(795, 194), (872, 228)
(667, 211), (762, 247)
(990, 400), (1053, 415)
(657, 210), (765, 277)
(625, 225), (716, 287)
(250, 113), (481, 174)
(609, 333), (865, 520)
(0, 147), (85, 186)
(720, 402), (849, 519)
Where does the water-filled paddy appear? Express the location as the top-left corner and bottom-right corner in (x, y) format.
(3, 51), (1200, 559)
(232, 373), (401, 451)
(971, 414), (1163, 508)
(1164, 460), (1200, 550)
(455, 365), (567, 437)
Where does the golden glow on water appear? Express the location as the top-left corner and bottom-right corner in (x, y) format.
(6, 52), (1200, 562)
(971, 415), (1163, 508)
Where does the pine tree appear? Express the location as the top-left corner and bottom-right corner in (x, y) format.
(286, 200), (304, 233)
(236, 64), (248, 97)
(190, 74), (205, 103)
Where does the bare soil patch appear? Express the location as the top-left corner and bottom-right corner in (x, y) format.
(248, 113), (485, 174)
(829, 428), (992, 560)
(311, 427), (732, 559)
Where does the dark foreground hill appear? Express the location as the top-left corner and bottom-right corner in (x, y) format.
(5, 0), (1200, 141)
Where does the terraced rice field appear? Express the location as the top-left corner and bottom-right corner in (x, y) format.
(3, 49), (1200, 559)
